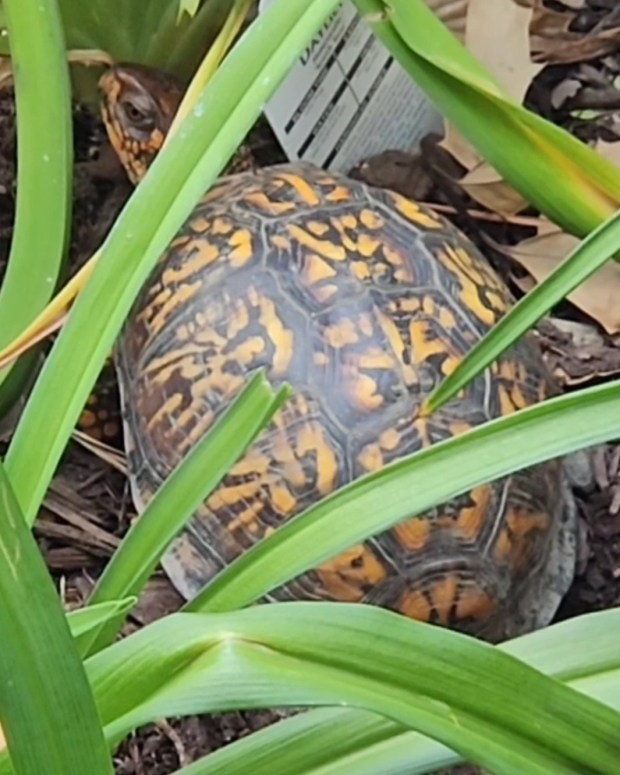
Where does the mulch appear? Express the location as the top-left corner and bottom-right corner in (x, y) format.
(1, 1), (620, 771)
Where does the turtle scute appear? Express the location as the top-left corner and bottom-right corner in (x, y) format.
(116, 162), (583, 642)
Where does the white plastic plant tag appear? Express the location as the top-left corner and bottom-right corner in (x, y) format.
(258, 0), (443, 172)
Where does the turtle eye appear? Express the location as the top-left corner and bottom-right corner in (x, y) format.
(121, 99), (156, 131)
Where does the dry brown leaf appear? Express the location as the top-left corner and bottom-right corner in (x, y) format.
(530, 2), (576, 56)
(426, 0), (468, 40)
(529, 0), (619, 65)
(467, 0), (542, 99)
(554, 1), (586, 9)
(438, 0), (541, 213)
(533, 25), (620, 65)
(596, 139), (620, 168)
(72, 429), (127, 474)
(507, 222), (620, 334)
(456, 159), (529, 215)
(512, 272), (535, 293)
(427, 0), (620, 328)
(442, 123), (481, 170)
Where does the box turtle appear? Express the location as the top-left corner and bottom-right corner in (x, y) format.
(98, 63), (587, 641)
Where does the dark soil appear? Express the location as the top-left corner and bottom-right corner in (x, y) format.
(2, 4), (620, 769)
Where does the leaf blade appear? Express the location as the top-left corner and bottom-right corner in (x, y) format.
(426, 207), (620, 413)
(0, 464), (111, 774)
(187, 379), (616, 614)
(86, 605), (620, 775)
(85, 372), (288, 654)
(4, 0), (342, 526)
(353, 0), (620, 237)
(0, 0), (73, 417)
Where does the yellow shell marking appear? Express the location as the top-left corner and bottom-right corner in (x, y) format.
(211, 217), (234, 235)
(147, 393), (183, 433)
(325, 185), (351, 202)
(307, 220), (330, 236)
(272, 430), (308, 489)
(227, 300), (250, 338)
(256, 295), (294, 376)
(302, 254), (338, 285)
(190, 215), (211, 233)
(245, 192), (297, 214)
(456, 485), (490, 541)
(454, 586), (496, 621)
(379, 427), (401, 451)
(358, 351), (396, 371)
(357, 442), (384, 472)
(161, 240), (219, 286)
(316, 546), (388, 602)
(277, 172), (321, 205)
(351, 373), (383, 412)
(296, 423), (338, 495)
(359, 209), (384, 229)
(229, 229), (254, 266)
(393, 519), (431, 551)
(357, 233), (381, 257)
(351, 261), (371, 280)
(287, 224), (347, 261)
(228, 448), (271, 478)
(270, 484), (298, 514)
(392, 194), (442, 229)
(324, 319), (360, 348)
(271, 234), (292, 251)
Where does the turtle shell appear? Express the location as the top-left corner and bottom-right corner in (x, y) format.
(117, 162), (579, 640)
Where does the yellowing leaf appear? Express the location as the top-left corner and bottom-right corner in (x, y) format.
(363, 0), (620, 237)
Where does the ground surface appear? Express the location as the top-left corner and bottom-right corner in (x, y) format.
(2, 3), (620, 771)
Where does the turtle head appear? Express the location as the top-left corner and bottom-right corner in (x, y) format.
(98, 63), (184, 184)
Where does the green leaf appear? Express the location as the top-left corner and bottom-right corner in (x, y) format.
(177, 707), (449, 775)
(162, 0), (234, 80)
(85, 605), (620, 774)
(352, 0), (620, 238)
(2, 605), (618, 775)
(188, 378), (618, 614)
(143, 0), (236, 82)
(178, 0), (203, 19)
(68, 598), (136, 656)
(0, 606), (615, 775)
(425, 207), (620, 414)
(85, 372), (288, 654)
(0, 463), (111, 774)
(175, 608), (620, 775)
(4, 0), (341, 527)
(0, 0), (72, 419)
(0, 0), (244, 100)
(67, 599), (136, 638)
(0, 1), (240, 103)
(180, 706), (446, 775)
